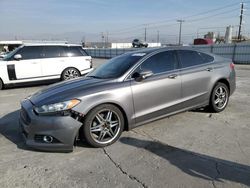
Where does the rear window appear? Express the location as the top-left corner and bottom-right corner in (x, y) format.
(199, 52), (214, 63)
(43, 46), (66, 58)
(65, 46), (88, 57)
(178, 50), (213, 68)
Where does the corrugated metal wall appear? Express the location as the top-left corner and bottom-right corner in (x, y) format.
(85, 43), (250, 64)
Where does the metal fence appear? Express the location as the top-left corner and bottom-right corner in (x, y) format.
(85, 43), (250, 64)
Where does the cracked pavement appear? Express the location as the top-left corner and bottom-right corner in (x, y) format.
(0, 59), (250, 188)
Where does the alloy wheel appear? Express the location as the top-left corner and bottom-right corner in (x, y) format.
(90, 109), (121, 144)
(63, 68), (80, 80)
(213, 85), (228, 110)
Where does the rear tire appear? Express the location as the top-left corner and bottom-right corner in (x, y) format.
(82, 104), (124, 148)
(61, 67), (81, 81)
(209, 82), (229, 112)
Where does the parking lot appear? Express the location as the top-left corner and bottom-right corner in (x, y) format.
(0, 58), (250, 188)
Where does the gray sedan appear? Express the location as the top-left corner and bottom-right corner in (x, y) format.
(20, 47), (236, 151)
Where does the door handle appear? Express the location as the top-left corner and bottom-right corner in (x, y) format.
(31, 62), (38, 64)
(206, 67), (213, 72)
(168, 74), (178, 79)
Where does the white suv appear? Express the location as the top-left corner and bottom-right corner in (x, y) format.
(0, 44), (93, 89)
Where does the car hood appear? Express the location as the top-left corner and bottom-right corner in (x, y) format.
(29, 77), (114, 106)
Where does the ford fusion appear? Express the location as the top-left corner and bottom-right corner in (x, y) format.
(20, 48), (236, 152)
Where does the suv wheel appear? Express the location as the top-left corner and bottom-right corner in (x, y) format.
(61, 68), (80, 81)
(209, 82), (229, 112)
(82, 104), (124, 147)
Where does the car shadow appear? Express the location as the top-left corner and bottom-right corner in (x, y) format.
(120, 137), (250, 186)
(3, 81), (52, 90)
(0, 110), (29, 150)
(190, 106), (212, 113)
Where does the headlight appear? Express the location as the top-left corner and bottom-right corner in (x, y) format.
(34, 99), (80, 115)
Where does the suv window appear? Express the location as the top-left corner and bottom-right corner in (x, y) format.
(65, 46), (87, 57)
(16, 46), (43, 60)
(178, 50), (211, 68)
(43, 46), (66, 58)
(138, 51), (177, 74)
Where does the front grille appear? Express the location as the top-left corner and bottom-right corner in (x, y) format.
(20, 107), (31, 125)
(34, 135), (43, 142)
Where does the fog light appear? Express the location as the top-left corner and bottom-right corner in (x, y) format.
(43, 135), (53, 143)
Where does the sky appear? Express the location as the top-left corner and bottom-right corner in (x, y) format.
(0, 0), (249, 44)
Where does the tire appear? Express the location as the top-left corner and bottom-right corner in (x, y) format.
(61, 67), (81, 81)
(82, 104), (124, 147)
(0, 79), (3, 90)
(209, 82), (229, 112)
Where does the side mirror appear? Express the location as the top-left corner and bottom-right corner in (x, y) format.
(132, 70), (153, 82)
(14, 54), (22, 60)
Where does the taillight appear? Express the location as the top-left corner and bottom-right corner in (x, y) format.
(90, 59), (93, 68)
(86, 59), (93, 68)
(230, 63), (235, 70)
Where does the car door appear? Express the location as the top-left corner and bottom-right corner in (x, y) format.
(177, 50), (215, 108)
(130, 50), (182, 125)
(6, 46), (43, 80)
(41, 46), (67, 77)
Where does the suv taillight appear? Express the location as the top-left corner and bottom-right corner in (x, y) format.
(90, 59), (93, 68)
(86, 59), (93, 68)
(230, 62), (235, 70)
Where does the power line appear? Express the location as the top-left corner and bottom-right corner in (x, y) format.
(104, 2), (250, 43)
(187, 7), (239, 22)
(107, 2), (241, 34)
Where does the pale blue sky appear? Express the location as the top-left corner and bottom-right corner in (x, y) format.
(0, 0), (248, 43)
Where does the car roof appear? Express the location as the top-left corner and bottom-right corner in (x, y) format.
(22, 43), (82, 47)
(127, 46), (212, 56)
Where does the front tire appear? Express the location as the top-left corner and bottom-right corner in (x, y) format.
(82, 104), (124, 147)
(209, 82), (229, 112)
(61, 67), (80, 81)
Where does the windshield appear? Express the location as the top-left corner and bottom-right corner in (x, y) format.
(87, 53), (146, 79)
(2, 46), (22, 61)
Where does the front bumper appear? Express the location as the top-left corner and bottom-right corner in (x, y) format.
(19, 99), (82, 152)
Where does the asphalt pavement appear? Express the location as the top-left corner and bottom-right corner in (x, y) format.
(0, 58), (250, 188)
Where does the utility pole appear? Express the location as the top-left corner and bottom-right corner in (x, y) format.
(106, 31), (109, 48)
(177, 19), (185, 45)
(157, 30), (159, 43)
(238, 2), (244, 41)
(144, 27), (147, 42)
(101, 32), (104, 47)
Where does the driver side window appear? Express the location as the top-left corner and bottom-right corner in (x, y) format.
(136, 50), (177, 74)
